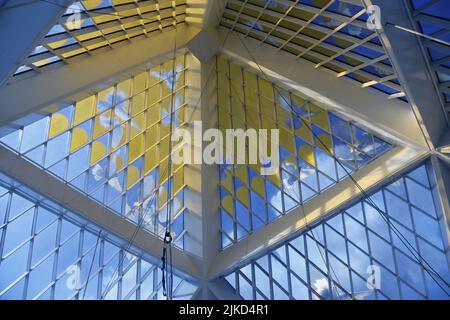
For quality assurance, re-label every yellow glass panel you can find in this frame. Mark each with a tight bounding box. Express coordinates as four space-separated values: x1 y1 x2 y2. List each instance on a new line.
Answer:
128 133 145 163
116 79 131 103
160 135 170 160
222 195 234 215
130 112 145 139
160 119 170 140
249 162 261 176
176 54 185 69
133 72 148 95
219 108 230 129
82 0 107 10
75 30 102 42
93 110 111 139
160 158 168 183
251 176 265 198
176 72 185 90
144 146 158 175
97 86 114 112
235 166 248 185
231 96 245 122
70 127 89 152
126 166 140 189
173 168 184 195
295 124 313 145
159 186 168 206
161 96 171 116
218 83 229 110
316 133 333 154
148 84 161 105
112 153 124 174
111 123 129 151
277 107 292 130
217 55 229 74
49 113 69 139
299 144 315 167
48 38 73 50
177 106 185 124
149 66 161 86
292 94 306 111
221 170 234 193
114 100 130 124
261 115 276 130
268 170 281 187
90 140 107 165
309 103 330 131
280 128 296 154
244 70 257 90
146 103 161 127
236 187 249 208
259 78 273 99
92 13 117 24
218 72 230 92
260 97 274 118
74 96 95 126
230 63 242 84
132 92 146 116
247 109 259 129
145 123 159 149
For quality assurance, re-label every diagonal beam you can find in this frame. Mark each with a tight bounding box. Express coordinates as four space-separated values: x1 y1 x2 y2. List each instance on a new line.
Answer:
362 0 449 150
0 0 72 87
213 27 429 149
0 145 202 279
0 24 200 129
208 145 427 278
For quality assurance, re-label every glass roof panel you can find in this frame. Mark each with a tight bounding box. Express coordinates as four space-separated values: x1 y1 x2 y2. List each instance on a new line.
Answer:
1 54 189 251
225 163 450 299
14 0 188 77
217 55 393 249
0 172 197 300
220 0 405 99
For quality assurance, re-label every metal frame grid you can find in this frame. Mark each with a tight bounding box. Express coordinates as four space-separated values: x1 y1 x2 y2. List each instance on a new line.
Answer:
0 172 198 300
407 0 450 117
217 55 393 249
1 53 190 250
14 0 188 77
220 0 406 99
225 161 450 300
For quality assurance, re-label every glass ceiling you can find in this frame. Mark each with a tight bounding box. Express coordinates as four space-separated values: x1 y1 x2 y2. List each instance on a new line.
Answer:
225 162 450 299
409 0 450 117
217 55 393 248
0 172 197 300
14 0 188 77
220 0 406 99
2 54 189 251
